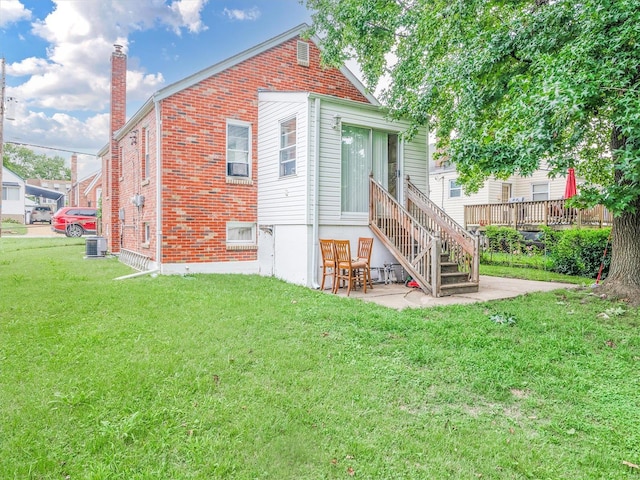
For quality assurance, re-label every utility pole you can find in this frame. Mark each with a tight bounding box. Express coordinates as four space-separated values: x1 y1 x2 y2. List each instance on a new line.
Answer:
0 58 5 237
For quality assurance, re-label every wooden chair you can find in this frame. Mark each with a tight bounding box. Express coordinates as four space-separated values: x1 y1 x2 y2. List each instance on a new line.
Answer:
319 239 337 291
333 239 368 296
356 237 374 290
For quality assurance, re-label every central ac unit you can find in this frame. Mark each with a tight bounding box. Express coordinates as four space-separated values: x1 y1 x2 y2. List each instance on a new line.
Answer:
227 162 249 177
86 236 107 258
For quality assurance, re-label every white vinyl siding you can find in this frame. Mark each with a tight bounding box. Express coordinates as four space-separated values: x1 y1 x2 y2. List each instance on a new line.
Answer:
257 93 309 225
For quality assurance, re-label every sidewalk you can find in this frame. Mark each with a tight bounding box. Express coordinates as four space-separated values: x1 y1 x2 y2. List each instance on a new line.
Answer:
330 275 577 309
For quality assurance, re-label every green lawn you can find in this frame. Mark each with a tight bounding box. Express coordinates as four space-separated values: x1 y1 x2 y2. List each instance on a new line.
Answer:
1 221 27 235
1 239 639 479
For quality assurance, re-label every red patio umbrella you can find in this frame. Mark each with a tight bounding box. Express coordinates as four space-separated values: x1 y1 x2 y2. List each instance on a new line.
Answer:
564 167 577 199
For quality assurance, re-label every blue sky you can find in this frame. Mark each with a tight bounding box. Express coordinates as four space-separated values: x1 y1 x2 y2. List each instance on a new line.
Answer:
0 0 313 177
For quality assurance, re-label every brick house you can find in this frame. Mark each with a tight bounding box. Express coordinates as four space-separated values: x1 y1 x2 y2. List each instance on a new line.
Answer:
99 24 377 273
69 153 102 208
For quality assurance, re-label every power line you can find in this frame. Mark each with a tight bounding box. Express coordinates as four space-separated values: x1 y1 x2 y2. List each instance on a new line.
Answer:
5 140 98 157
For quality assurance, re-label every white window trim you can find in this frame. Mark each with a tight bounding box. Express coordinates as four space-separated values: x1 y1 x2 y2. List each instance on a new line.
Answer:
226 221 257 249
226 119 252 179
531 182 549 201
279 116 297 178
449 179 462 198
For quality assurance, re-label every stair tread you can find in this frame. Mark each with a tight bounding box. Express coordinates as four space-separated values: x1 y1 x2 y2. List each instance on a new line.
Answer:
441 281 479 288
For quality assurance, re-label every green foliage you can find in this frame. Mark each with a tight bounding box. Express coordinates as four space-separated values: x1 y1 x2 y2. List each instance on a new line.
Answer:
306 0 640 214
1 239 638 478
551 228 612 278
3 143 71 180
484 226 526 254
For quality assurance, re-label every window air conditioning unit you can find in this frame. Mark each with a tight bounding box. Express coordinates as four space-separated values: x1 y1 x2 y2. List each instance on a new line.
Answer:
227 162 249 177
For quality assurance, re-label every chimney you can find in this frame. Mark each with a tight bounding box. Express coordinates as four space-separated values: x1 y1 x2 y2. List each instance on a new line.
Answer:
71 153 78 206
108 44 127 252
111 44 126 138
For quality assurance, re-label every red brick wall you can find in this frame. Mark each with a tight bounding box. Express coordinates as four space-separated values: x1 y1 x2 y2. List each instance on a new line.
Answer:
158 37 371 264
117 109 158 257
112 35 371 265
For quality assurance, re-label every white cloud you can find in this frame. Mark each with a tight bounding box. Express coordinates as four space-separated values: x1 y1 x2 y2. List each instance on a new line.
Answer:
223 7 261 21
0 0 31 27
3 0 209 176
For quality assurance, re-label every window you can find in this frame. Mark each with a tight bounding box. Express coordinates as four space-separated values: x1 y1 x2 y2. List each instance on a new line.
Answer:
340 125 392 213
341 125 371 213
449 180 462 198
226 122 250 177
143 223 150 244
142 127 150 179
279 117 296 177
226 222 256 245
532 183 549 201
2 185 20 201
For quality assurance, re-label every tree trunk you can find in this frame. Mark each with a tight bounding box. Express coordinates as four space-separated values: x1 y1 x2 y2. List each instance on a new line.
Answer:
597 127 640 303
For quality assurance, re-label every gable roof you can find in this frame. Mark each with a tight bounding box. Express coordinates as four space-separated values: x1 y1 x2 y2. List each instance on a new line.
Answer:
84 171 102 195
154 23 378 105
109 24 379 145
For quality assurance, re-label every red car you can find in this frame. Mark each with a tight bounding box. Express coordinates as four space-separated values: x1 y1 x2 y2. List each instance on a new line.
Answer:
51 207 98 237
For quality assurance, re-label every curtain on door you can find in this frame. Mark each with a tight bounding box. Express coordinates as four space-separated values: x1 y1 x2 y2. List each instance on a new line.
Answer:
341 126 389 213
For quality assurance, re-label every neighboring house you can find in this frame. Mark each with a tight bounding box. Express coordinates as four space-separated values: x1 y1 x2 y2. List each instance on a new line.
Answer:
70 171 101 208
68 153 101 208
100 24 387 276
428 151 575 228
1 166 26 222
257 91 429 287
26 178 70 211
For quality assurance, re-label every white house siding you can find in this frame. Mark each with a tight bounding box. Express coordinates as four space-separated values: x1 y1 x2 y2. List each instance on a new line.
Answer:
316 98 428 225
1 167 26 221
429 169 492 227
430 159 577 227
258 92 430 288
257 92 310 225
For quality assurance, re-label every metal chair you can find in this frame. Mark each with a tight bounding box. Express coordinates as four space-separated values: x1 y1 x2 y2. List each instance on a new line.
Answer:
333 239 368 296
319 239 337 291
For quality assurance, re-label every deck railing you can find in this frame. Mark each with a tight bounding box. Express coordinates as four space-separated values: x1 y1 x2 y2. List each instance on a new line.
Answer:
370 177 440 296
465 200 613 230
406 178 479 283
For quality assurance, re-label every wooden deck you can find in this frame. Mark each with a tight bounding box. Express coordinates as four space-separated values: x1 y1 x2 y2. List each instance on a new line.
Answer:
465 199 612 230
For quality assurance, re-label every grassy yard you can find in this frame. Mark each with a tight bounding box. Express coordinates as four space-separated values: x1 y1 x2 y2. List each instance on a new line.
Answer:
1 239 639 479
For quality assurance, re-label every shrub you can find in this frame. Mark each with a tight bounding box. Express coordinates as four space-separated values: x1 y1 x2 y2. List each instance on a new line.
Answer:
549 228 611 278
484 226 526 254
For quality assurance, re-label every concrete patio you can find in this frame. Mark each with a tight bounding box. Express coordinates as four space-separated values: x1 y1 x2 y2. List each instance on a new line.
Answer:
329 275 578 309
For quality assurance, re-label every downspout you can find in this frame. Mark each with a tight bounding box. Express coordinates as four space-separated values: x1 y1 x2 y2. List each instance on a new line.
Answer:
154 97 163 273
310 96 322 289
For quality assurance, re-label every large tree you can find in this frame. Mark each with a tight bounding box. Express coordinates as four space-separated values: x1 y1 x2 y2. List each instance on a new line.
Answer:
3 143 71 180
306 0 640 300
